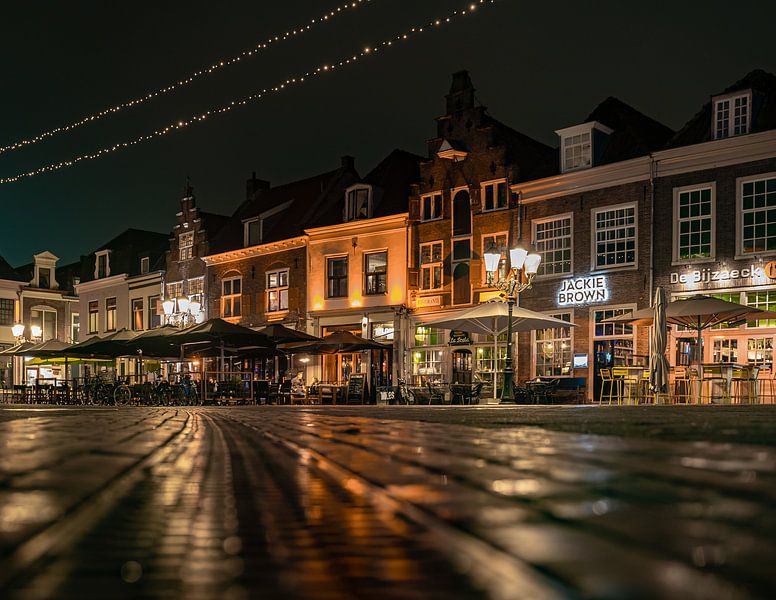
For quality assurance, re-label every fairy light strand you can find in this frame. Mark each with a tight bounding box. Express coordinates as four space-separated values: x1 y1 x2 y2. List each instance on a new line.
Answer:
0 1 497 185
0 0 373 156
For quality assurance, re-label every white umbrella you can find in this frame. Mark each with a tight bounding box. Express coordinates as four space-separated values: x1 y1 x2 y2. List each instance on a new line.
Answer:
649 287 670 401
424 302 576 400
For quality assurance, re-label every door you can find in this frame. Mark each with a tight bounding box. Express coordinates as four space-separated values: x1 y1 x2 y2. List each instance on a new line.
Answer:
451 349 472 384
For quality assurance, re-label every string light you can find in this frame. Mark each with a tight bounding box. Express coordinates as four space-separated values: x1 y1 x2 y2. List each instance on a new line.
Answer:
0 0 497 185
0 0 374 156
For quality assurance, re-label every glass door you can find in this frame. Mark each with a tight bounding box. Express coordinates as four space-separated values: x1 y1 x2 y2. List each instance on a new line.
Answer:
451 349 472 384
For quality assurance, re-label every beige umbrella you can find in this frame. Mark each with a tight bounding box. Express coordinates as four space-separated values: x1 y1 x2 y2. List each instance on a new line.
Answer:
649 287 670 400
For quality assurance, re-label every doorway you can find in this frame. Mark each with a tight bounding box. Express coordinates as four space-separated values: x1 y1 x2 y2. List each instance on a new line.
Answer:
451 349 472 384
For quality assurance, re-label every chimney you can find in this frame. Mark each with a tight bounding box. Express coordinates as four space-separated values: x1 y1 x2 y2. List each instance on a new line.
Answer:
340 155 355 170
246 171 270 199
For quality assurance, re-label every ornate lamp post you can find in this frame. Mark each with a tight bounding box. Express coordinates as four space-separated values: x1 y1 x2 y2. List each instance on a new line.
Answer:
483 242 541 402
162 296 203 328
11 324 25 341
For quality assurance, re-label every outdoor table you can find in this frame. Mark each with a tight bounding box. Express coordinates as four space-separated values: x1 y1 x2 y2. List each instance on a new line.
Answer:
318 383 345 404
700 363 754 403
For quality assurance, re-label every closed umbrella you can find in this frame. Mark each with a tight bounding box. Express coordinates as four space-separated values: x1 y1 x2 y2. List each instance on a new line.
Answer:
649 287 670 402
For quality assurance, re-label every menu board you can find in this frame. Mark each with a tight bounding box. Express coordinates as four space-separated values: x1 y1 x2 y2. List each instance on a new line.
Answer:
346 374 366 404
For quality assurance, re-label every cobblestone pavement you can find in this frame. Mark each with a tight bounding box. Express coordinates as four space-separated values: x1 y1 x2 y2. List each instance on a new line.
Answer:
1 406 775 599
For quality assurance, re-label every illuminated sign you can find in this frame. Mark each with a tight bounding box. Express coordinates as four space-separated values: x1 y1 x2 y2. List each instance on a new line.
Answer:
557 276 608 306
669 264 764 285
416 295 441 308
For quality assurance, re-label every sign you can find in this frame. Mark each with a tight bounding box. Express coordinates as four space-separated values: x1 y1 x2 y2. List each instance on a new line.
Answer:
417 295 441 308
346 373 366 404
765 261 776 279
449 330 473 346
669 264 764 285
377 386 403 405
573 353 588 369
557 276 608 306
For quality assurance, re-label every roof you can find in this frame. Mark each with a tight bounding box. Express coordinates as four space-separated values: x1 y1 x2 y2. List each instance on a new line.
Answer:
0 254 22 282
667 69 776 148
481 114 558 182
80 228 170 282
197 211 231 238
584 96 674 163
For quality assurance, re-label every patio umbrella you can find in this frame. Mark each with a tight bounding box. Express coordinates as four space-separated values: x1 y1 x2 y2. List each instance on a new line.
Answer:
0 341 37 355
424 302 577 401
170 318 274 349
259 323 321 344
282 330 389 354
649 287 670 401
24 339 73 358
121 325 182 358
67 329 138 358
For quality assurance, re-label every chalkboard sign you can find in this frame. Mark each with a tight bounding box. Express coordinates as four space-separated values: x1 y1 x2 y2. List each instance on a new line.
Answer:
346 373 366 404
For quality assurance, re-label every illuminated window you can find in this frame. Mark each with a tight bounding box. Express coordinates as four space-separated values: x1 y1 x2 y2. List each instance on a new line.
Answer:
714 92 750 139
421 193 443 221
364 252 387 295
563 132 591 171
411 349 443 385
166 281 183 300
148 296 161 329
222 276 242 318
71 313 80 343
327 257 348 298
179 232 194 261
88 301 98 334
482 181 508 212
105 297 117 332
534 215 572 276
30 308 57 341
187 276 204 306
712 338 738 363
740 175 776 254
131 298 144 331
420 241 443 291
534 313 572 377
414 326 443 346
747 291 776 327
266 269 289 313
593 204 637 268
747 337 773 367
675 186 714 260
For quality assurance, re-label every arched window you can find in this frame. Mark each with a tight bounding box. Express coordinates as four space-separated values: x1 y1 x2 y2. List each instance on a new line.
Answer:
453 263 471 305
452 190 471 237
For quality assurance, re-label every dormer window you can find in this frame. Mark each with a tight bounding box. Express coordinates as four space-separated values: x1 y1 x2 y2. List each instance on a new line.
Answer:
38 268 51 289
344 185 371 221
140 256 150 274
95 250 110 279
556 122 613 173
713 91 751 139
244 218 261 247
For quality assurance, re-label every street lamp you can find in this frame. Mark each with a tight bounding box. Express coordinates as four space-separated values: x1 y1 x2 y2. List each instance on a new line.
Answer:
484 241 541 402
11 324 25 339
30 325 42 341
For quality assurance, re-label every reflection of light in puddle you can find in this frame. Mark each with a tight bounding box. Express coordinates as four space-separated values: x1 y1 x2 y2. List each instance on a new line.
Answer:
0 491 61 532
491 479 541 496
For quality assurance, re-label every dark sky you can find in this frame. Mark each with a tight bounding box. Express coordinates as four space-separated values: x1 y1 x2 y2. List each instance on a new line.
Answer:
2 0 775 266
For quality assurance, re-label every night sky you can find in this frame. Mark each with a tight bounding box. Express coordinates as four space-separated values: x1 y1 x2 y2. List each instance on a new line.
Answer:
2 0 775 267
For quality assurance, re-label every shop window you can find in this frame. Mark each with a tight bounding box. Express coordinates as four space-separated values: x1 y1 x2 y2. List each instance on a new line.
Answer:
594 308 634 338
222 276 242 318
747 290 776 327
675 186 714 261
452 190 471 237
364 252 387 295
713 92 750 139
482 233 507 282
412 349 443 385
131 298 144 331
105 297 117 332
710 292 742 329
326 257 348 298
266 269 289 313
88 301 98 334
482 181 507 212
420 242 443 291
421 193 443 221
712 338 738 363
414 326 443 347
740 175 776 254
534 215 572 276
452 263 471 305
179 232 194 261
593 204 637 268
534 313 572 377
747 337 773 367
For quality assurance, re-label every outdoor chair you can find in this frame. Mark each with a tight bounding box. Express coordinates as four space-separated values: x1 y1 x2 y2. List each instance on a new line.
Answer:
732 366 759 404
598 368 616 404
470 382 483 405
409 387 432 404
611 367 640 404
700 365 728 404
426 381 446 404
672 368 693 404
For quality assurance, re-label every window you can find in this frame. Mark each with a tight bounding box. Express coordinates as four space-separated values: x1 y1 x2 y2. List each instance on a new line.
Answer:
482 233 508 282
345 187 370 221
105 297 117 332
96 252 109 279
88 301 98 334
140 256 150 274
148 296 161 329
709 292 742 330
453 240 471 262
740 175 776 254
179 232 194 261
131 298 144 331
747 338 773 367
364 252 387 295
452 190 471 236
411 349 443 384
38 268 51 289
675 185 714 261
420 242 443 291
166 281 183 300
30 308 57 341
421 193 443 221
453 263 471 305
222 276 242 317
266 269 289 312
563 131 591 171
594 308 634 338
712 338 738 363
714 93 750 139
593 307 635 367
414 326 443 346
593 204 637 268
188 276 204 305
0 299 13 326
534 215 572 276
71 313 79 343
327 257 348 298
534 313 572 377
244 218 261 247
482 181 508 212
747 291 776 327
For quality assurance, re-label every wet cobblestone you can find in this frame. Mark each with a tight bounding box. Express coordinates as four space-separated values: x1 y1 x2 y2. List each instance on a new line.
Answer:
1 405 775 599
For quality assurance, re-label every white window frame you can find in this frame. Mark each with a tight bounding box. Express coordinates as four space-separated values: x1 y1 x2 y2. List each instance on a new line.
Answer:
364 250 388 296
713 91 751 140
672 182 716 264
533 213 573 279
736 172 776 259
591 202 638 271
221 275 242 318
243 218 261 247
419 241 444 292
88 301 99 334
532 311 574 378
266 268 289 313
105 297 117 332
178 231 194 261
70 312 80 343
95 250 110 279
344 185 372 221
131 298 144 332
481 232 508 284
420 192 443 222
481 179 508 212
30 306 57 341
